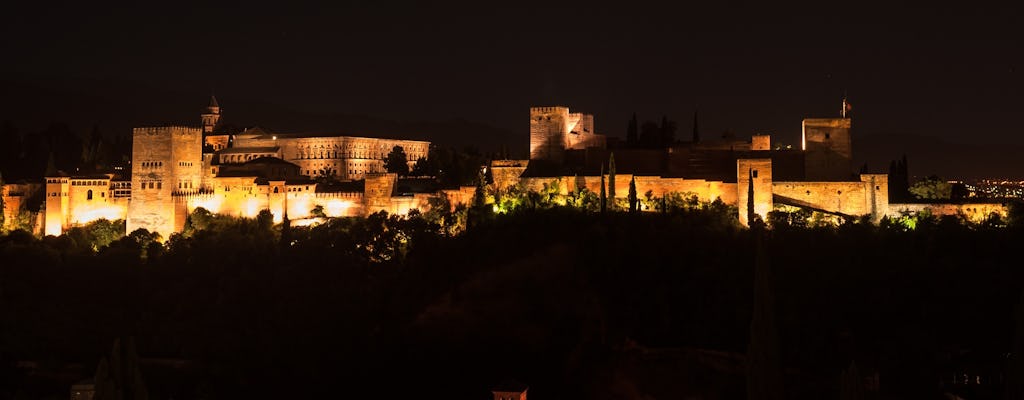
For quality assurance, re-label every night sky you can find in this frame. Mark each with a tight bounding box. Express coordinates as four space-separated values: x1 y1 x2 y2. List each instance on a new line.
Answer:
1 2 1020 177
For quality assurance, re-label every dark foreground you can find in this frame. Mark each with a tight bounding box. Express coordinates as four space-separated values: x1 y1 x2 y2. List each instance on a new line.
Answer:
2 208 1023 399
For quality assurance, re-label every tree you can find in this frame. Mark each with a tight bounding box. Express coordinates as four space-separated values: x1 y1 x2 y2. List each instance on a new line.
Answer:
608 153 616 210
659 115 676 146
746 226 783 400
626 113 638 147
599 164 607 213
639 121 660 148
93 337 148 400
628 176 638 213
747 169 756 225
909 175 952 200
311 204 327 219
385 145 410 176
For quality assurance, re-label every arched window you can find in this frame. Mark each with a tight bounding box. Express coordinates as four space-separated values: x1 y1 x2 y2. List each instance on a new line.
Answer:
87 190 93 200
273 187 279 193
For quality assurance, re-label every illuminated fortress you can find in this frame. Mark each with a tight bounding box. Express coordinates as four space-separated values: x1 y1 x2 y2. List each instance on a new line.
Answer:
38 98 434 238
2 98 1008 239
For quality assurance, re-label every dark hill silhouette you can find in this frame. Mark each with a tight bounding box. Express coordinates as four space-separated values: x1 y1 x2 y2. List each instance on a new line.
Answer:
0 78 524 156
853 133 1024 180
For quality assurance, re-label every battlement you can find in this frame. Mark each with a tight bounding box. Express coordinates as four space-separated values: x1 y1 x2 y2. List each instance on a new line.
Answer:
530 106 570 114
802 118 851 128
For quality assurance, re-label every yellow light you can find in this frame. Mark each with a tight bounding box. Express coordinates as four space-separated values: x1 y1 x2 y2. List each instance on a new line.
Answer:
324 199 352 217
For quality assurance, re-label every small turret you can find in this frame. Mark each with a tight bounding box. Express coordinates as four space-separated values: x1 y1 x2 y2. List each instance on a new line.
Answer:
201 95 221 134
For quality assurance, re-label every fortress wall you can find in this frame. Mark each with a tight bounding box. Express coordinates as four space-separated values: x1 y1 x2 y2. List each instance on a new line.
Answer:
66 180 128 225
521 175 740 206
737 159 773 226
442 187 477 208
773 181 872 216
490 160 529 190
888 202 1008 223
365 173 398 214
2 183 42 230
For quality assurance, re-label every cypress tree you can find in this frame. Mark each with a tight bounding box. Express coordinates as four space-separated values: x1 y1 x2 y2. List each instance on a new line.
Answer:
608 153 616 210
0 171 4 230
746 225 782 400
747 169 756 225
599 164 607 213
628 176 638 213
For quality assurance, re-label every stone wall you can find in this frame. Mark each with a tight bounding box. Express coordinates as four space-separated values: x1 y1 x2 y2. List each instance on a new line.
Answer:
737 159 773 226
66 177 128 226
127 126 202 239
518 175 738 205
888 202 1008 223
490 160 529 190
1 183 42 231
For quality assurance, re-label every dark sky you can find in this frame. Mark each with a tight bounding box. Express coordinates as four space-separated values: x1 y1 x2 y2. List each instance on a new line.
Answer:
1 2 1021 177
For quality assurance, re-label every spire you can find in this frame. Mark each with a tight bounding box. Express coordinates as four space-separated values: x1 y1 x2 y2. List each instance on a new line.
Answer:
209 95 219 109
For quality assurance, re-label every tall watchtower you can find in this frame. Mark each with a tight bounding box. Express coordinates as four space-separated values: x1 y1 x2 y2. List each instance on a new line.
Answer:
126 126 203 238
201 96 221 134
44 176 70 236
802 117 852 181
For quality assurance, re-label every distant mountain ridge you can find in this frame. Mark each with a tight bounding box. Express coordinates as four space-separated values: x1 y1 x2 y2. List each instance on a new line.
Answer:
0 78 525 156
854 133 1024 180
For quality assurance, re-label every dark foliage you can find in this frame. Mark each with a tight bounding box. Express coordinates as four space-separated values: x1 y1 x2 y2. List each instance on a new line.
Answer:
2 209 1024 398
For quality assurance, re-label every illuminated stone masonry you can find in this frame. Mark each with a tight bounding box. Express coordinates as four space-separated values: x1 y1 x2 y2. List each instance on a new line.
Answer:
3 98 1009 237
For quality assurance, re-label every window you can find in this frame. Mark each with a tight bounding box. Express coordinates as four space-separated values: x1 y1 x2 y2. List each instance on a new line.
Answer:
825 133 831 139
752 170 758 178
87 190 93 200
157 182 162 189
876 185 880 190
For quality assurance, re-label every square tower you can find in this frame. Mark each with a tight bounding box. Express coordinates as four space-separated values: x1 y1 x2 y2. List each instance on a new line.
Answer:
44 176 70 236
127 126 203 238
529 106 605 163
802 118 852 181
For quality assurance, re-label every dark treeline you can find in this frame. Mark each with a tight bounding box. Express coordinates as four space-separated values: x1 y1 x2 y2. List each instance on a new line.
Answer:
0 121 131 180
624 113 679 149
3 207 1024 398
